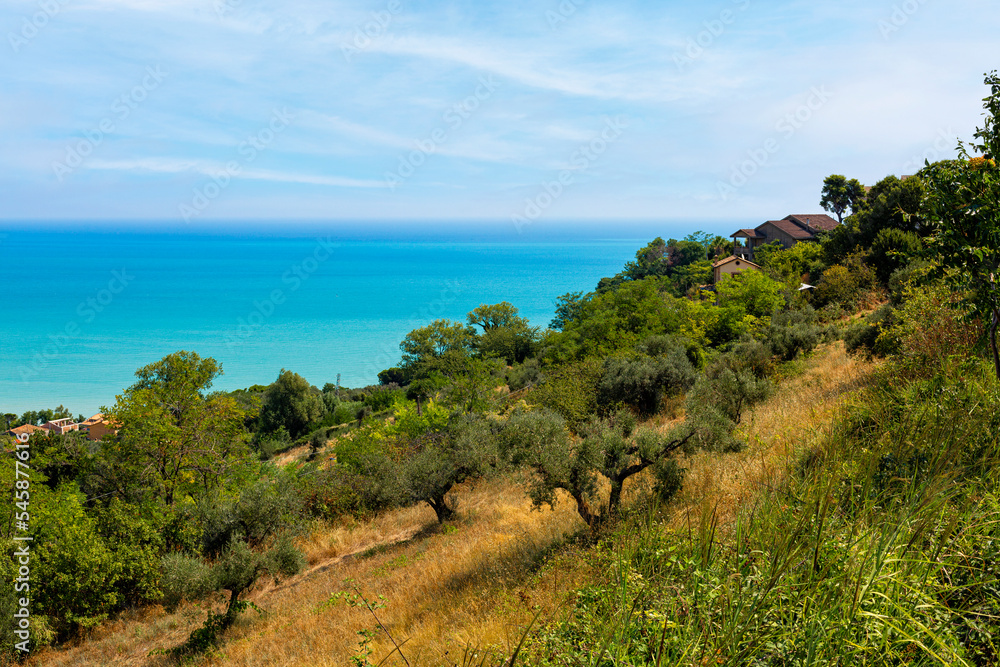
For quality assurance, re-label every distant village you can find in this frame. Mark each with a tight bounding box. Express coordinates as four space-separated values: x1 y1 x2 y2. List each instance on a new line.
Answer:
5 413 114 442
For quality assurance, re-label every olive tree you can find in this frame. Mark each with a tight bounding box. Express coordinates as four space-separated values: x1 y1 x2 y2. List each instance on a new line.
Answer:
357 417 503 523
512 409 694 529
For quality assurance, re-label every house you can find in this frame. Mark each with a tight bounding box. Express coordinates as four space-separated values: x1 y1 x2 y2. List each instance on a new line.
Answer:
42 417 79 435
79 413 116 441
712 255 761 284
4 424 46 440
731 214 839 259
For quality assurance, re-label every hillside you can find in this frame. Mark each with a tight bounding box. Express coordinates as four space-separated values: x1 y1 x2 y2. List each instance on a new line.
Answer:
30 342 872 666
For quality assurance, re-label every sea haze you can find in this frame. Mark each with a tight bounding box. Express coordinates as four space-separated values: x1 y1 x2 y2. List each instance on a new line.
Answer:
0 222 729 417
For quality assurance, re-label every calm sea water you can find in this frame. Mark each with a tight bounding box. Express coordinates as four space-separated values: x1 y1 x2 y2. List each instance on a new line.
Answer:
0 225 698 417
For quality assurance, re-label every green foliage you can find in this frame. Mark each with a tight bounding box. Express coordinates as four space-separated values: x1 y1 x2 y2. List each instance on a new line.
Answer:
507 358 541 391
869 227 923 284
813 252 879 309
516 409 693 529
333 400 365 425
160 552 213 611
259 369 324 438
378 367 407 386
31 485 122 636
196 480 303 558
363 386 400 412
844 304 898 360
467 302 539 364
92 499 165 608
921 72 1000 379
755 241 826 287
543 279 713 362
715 268 784 320
686 352 772 452
400 319 477 378
820 173 866 224
352 410 509 523
765 307 832 361
527 359 603 430
104 351 252 506
596 348 696 416
550 291 587 330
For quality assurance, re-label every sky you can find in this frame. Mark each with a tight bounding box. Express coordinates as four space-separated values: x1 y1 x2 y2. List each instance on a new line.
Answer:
0 0 996 227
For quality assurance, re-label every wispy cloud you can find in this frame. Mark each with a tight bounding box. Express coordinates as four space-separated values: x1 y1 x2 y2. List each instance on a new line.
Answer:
0 0 996 222
88 158 385 188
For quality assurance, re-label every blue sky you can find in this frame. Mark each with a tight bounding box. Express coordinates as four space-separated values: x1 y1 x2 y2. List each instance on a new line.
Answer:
0 0 995 226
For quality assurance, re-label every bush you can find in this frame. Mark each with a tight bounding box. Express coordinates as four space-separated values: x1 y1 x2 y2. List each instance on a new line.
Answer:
813 252 880 310
686 354 773 452
844 304 897 359
31 485 122 636
197 481 303 558
267 533 306 578
333 401 365 426
528 359 603 430
364 386 399 412
161 553 213 611
255 426 292 460
597 350 696 416
765 307 832 361
93 500 166 608
508 358 542 391
869 227 922 284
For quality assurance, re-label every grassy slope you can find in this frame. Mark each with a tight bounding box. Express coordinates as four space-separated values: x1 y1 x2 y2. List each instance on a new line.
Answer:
31 342 872 666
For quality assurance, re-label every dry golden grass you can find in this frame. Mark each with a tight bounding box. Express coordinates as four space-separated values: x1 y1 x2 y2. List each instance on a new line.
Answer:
668 341 873 531
31 478 589 667
30 342 873 667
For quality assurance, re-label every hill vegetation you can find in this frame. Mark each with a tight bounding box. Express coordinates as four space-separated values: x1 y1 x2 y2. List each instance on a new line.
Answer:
2 71 999 665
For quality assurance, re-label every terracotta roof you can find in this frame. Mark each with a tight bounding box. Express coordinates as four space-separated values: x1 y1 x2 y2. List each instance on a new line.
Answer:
712 255 761 269
761 219 817 240
6 424 45 436
785 214 839 232
80 413 105 426
731 228 765 239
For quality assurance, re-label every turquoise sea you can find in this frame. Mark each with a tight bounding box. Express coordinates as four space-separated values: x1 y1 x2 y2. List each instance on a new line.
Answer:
0 223 725 417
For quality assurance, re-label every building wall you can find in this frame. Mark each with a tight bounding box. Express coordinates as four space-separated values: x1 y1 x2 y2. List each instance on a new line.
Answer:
714 259 757 284
85 422 114 441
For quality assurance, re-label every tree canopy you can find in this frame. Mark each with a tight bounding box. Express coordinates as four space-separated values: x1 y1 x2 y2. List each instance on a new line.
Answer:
921 71 1000 379
820 174 867 224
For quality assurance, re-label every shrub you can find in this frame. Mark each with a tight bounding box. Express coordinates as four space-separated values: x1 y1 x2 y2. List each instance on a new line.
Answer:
363 386 399 412
333 401 364 425
31 485 122 636
813 252 880 310
161 553 213 611
508 358 542 391
765 307 832 361
267 533 306 578
528 359 603 430
685 355 773 452
844 304 897 359
93 500 166 608
597 350 696 416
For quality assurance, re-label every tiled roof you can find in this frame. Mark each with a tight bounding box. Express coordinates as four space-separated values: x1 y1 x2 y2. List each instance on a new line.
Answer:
80 413 105 426
785 214 839 232
7 424 45 436
761 220 817 240
732 228 765 239
712 255 761 269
